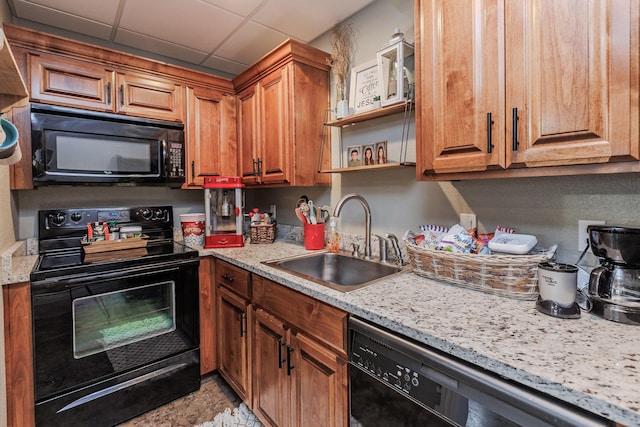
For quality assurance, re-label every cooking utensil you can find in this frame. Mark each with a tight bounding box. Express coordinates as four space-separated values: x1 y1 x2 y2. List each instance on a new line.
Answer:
307 201 318 224
295 207 306 224
318 206 331 223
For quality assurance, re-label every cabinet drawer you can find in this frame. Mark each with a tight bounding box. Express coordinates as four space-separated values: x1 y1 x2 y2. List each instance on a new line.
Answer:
215 259 251 299
252 275 347 356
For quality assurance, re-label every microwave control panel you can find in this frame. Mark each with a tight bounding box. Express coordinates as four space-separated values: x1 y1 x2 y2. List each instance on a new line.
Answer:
168 141 185 178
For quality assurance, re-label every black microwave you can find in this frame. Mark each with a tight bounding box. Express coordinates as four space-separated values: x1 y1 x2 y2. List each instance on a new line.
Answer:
31 103 185 187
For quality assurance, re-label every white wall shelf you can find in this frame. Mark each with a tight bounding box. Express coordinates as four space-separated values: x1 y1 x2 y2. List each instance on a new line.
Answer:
319 98 415 173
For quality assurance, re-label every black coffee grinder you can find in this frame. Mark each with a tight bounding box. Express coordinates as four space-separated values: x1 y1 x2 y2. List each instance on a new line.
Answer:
587 225 640 325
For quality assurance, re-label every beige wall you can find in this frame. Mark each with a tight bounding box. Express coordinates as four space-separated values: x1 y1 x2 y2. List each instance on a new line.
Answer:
0 0 15 253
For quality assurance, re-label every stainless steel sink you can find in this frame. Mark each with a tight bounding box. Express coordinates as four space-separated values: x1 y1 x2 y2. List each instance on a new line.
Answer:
263 252 405 292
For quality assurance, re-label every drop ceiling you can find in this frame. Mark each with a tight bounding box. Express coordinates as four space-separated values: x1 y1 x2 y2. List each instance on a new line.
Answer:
6 0 375 77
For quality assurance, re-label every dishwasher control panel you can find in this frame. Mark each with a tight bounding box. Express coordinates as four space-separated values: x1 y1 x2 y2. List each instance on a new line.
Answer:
349 328 443 409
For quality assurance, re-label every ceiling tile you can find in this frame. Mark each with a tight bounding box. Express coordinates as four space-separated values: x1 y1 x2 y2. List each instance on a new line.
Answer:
15 0 120 24
11 0 113 39
114 29 209 65
252 0 374 42
200 0 266 18
215 20 288 65
119 0 244 52
201 55 248 76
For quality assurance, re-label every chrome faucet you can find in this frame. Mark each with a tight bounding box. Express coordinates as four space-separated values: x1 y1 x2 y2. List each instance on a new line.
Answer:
333 193 373 260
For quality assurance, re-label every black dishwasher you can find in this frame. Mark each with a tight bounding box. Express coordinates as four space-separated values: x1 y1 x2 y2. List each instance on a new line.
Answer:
348 317 613 427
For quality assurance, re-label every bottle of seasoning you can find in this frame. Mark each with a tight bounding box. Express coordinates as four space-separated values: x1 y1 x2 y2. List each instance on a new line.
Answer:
325 217 339 253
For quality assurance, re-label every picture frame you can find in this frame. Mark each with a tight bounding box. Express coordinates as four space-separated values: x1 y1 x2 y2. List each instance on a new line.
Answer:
346 145 362 167
375 141 387 164
349 60 381 113
362 144 375 166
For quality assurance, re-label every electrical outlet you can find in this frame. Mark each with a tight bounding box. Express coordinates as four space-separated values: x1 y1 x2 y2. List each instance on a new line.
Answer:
578 220 605 250
460 213 477 230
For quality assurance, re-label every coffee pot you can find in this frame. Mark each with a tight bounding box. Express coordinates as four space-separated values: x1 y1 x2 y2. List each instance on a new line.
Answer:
586 225 640 325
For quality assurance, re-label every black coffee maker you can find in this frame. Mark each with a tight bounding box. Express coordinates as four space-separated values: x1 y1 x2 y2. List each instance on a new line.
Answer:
587 225 640 325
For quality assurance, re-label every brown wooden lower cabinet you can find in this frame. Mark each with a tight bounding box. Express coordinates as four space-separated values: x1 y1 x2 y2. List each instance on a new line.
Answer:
251 275 348 427
217 285 252 401
289 327 348 427
215 259 252 402
3 281 35 427
214 261 349 427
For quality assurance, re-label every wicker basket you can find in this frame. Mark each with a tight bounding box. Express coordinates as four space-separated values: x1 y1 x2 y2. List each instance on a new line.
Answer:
405 241 556 300
250 223 276 244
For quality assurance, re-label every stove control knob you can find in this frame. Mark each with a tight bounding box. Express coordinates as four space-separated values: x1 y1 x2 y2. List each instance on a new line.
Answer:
154 209 167 220
139 208 152 220
51 212 66 226
70 212 83 222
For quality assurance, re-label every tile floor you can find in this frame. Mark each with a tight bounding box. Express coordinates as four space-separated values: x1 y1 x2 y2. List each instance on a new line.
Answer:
118 373 241 427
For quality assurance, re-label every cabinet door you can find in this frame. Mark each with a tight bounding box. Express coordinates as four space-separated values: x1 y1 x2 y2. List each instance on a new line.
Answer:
290 331 348 427
253 308 291 427
4 282 35 427
185 86 237 187
217 285 251 401
29 52 115 111
199 257 216 375
257 66 290 184
237 85 259 184
506 0 639 167
416 0 504 174
116 72 184 121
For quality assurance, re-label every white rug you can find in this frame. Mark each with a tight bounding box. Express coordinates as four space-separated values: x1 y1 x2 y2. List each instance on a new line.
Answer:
195 403 263 427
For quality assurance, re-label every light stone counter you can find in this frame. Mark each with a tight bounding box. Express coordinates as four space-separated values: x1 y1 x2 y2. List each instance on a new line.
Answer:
200 240 640 427
1 239 38 285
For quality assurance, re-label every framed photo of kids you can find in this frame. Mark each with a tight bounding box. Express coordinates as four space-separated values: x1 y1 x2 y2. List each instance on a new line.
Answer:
375 141 387 164
347 145 362 167
362 145 375 166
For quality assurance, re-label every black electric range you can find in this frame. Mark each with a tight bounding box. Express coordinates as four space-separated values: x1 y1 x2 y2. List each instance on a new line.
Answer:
31 205 199 282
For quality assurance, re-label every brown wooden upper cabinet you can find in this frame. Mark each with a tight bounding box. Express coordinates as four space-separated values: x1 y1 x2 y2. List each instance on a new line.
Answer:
233 39 332 187
415 0 640 179
4 24 236 190
185 86 238 187
29 52 184 122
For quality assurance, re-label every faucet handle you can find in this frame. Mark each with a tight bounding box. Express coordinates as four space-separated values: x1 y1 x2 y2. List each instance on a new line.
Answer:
375 234 389 263
385 233 404 266
351 243 362 258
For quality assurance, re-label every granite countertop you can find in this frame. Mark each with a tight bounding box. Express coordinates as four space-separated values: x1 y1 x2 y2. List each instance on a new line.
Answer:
201 241 640 427
1 240 38 285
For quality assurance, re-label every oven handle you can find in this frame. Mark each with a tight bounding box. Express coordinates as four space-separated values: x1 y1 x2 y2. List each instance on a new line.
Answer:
56 362 188 413
66 266 181 285
33 259 198 288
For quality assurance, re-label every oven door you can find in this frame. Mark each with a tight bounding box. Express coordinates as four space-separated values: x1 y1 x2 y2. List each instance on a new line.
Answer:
31 259 199 403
